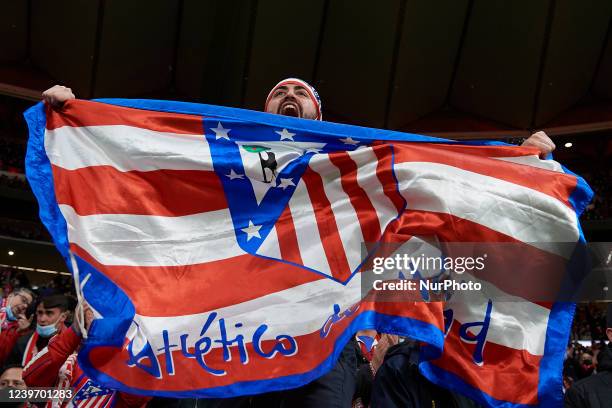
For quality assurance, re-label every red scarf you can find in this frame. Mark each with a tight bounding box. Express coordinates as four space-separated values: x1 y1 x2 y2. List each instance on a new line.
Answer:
0 297 9 330
22 330 40 367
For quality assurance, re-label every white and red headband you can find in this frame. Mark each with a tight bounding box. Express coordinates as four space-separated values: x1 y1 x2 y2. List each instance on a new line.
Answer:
264 78 323 120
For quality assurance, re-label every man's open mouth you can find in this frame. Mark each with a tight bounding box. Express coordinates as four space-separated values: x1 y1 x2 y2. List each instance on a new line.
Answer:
279 101 301 117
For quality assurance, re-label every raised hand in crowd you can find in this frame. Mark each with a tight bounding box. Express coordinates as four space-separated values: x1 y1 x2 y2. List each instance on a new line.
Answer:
521 130 556 157
71 301 94 337
370 334 400 374
41 85 75 109
16 313 32 333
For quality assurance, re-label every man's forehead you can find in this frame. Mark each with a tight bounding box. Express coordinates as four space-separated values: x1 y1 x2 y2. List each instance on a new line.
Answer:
274 84 308 92
14 290 32 301
1 367 22 378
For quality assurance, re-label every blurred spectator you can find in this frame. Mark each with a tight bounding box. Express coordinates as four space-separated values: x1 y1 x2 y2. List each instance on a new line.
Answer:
5 295 69 368
0 363 26 408
0 287 34 332
0 363 26 389
580 168 611 221
0 290 34 370
565 303 612 407
571 303 608 342
23 301 150 407
578 352 595 379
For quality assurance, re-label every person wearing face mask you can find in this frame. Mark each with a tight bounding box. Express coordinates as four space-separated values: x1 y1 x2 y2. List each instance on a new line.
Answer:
23 301 151 408
0 289 35 367
5 295 69 369
0 288 34 332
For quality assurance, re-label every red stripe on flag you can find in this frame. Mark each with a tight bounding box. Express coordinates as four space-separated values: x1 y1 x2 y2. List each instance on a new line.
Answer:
275 205 304 265
389 141 543 158
52 165 226 216
46 100 203 134
328 152 381 242
393 143 575 207
429 319 542 405
392 208 527 243
371 145 404 214
71 244 323 316
302 167 352 282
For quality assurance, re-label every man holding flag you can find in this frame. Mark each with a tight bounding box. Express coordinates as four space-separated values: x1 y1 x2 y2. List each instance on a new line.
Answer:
27 78 585 408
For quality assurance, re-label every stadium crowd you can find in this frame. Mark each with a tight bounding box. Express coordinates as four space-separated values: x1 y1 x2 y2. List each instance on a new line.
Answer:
0 266 609 407
582 169 612 221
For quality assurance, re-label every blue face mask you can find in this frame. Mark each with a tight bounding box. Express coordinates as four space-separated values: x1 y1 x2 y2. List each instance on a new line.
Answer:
5 304 16 322
36 323 58 338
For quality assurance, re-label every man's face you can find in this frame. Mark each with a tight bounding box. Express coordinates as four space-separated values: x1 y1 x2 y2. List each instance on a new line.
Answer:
8 291 32 316
580 353 593 366
0 367 25 389
607 327 612 343
266 84 318 120
36 303 66 327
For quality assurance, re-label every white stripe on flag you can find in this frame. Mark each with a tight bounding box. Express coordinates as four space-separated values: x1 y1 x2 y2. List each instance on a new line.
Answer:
448 272 550 356
350 147 400 232
494 155 564 172
81 396 98 408
45 125 213 171
256 225 282 259
288 181 332 275
308 154 365 271
59 204 245 266
89 397 105 408
394 162 579 254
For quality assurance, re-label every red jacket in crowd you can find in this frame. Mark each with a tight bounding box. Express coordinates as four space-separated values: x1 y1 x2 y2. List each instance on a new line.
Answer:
0 320 22 364
24 325 150 408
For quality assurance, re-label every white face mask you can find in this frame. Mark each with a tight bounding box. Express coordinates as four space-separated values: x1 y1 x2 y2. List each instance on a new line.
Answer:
5 299 17 321
36 313 65 338
36 322 58 337
6 293 30 321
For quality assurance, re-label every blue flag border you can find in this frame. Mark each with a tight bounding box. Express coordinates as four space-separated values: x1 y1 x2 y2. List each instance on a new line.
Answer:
23 98 593 404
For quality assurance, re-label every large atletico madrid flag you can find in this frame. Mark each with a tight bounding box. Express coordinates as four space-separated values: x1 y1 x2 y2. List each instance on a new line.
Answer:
25 98 591 406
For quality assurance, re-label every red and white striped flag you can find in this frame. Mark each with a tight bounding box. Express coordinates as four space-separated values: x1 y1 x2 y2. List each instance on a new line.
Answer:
25 98 591 406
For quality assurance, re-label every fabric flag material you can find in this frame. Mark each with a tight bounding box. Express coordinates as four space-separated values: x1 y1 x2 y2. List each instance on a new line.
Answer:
25 99 592 407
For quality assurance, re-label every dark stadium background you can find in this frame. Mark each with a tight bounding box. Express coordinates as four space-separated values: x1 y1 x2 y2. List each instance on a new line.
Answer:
0 1 610 338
